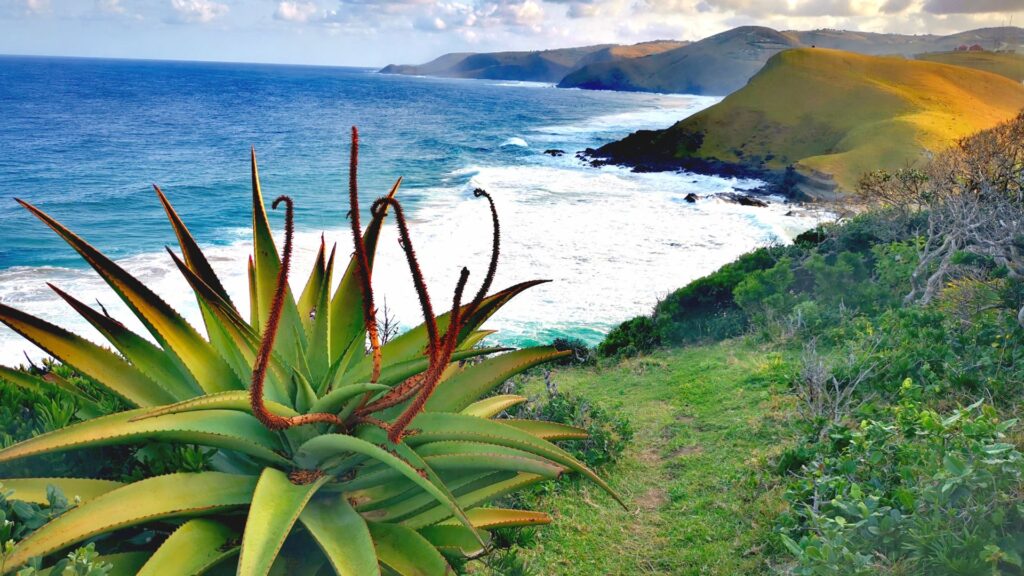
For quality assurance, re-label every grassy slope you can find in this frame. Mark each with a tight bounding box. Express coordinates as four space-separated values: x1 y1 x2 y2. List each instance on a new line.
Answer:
614 48 1024 192
917 50 1024 82
505 341 799 575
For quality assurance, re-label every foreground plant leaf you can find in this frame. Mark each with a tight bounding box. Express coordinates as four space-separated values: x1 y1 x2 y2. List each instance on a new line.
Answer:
0 130 619 574
238 468 329 576
136 519 238 576
4 473 256 571
300 495 381 576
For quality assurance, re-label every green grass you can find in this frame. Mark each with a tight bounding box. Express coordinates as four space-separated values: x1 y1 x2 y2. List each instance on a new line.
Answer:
493 340 801 575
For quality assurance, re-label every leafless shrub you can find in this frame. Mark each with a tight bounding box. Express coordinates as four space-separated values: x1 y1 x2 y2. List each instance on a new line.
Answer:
857 112 1024 326
377 296 400 345
797 341 875 440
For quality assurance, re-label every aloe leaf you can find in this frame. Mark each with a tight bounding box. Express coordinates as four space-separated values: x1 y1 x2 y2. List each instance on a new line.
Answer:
305 243 335 386
0 409 289 467
426 347 569 413
155 187 235 308
460 395 528 418
0 365 103 419
349 281 548 378
308 383 389 415
440 508 551 529
337 347 507 391
248 151 306 365
17 199 243 395
418 444 564 478
158 189 244 377
137 519 238 576
0 302 176 407
401 473 546 530
297 237 327 336
356 426 483 547
2 472 257 574
358 470 511 523
501 419 589 440
293 433 472 532
0 478 122 504
237 468 328 576
132 390 298 421
167 253 293 405
417 525 490 558
406 413 624 507
328 179 397 362
456 330 496 352
49 284 198 401
248 255 259 329
368 521 452 576
300 495 381 576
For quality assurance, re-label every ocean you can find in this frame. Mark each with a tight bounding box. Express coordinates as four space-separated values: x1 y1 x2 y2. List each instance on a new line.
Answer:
0 55 823 365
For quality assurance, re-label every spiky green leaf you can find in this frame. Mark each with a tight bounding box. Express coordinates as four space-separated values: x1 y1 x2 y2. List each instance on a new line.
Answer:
137 519 238 576
300 494 381 576
237 468 328 576
2 472 256 574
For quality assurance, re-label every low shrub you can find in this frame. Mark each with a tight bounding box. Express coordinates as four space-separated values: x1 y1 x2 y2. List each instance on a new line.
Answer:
779 381 1024 575
506 389 633 470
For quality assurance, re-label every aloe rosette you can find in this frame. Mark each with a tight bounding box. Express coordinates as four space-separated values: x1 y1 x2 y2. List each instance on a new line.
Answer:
0 128 621 575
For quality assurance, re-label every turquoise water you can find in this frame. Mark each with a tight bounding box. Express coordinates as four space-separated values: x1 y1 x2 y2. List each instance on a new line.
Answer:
0 56 823 363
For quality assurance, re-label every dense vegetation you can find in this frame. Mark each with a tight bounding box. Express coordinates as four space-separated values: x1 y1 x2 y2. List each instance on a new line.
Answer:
594 113 1024 574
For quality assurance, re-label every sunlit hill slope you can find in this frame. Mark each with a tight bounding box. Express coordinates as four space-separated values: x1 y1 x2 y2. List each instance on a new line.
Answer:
596 48 1024 196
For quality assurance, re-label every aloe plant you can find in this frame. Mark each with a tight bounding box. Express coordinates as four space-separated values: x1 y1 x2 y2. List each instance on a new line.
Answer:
0 128 622 575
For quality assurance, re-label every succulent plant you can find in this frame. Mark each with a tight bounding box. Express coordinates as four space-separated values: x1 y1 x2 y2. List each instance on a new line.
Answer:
0 128 621 575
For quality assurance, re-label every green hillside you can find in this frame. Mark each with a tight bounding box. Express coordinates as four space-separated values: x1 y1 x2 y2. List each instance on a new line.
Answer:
917 50 1024 82
597 48 1024 195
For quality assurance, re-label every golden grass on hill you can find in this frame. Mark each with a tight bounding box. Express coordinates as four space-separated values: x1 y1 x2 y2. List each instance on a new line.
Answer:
602 40 688 60
665 48 1024 192
916 50 1024 82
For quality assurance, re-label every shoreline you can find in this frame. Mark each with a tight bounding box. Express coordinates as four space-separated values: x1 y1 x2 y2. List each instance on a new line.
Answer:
578 137 841 203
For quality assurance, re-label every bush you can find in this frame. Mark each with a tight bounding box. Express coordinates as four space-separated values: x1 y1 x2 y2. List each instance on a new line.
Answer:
779 382 1024 575
551 337 595 367
598 315 659 358
734 256 797 325
506 390 633 470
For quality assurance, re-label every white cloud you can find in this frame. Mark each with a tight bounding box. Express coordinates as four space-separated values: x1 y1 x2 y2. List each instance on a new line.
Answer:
924 0 1024 14
275 1 320 22
25 0 50 14
96 0 126 14
170 0 228 23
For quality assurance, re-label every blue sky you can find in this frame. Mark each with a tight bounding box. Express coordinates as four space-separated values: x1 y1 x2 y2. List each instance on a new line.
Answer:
2 0 1023 67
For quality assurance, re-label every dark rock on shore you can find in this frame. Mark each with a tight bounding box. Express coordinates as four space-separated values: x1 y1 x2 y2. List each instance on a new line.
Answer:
544 149 565 157
684 193 699 203
720 193 769 207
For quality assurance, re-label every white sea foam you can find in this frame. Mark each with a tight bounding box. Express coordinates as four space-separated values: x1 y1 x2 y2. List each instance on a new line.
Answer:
534 94 719 139
499 137 529 148
0 95 829 366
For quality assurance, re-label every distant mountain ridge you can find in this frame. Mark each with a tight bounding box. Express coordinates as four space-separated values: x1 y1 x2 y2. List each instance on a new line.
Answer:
381 26 1024 95
561 26 1024 95
379 41 686 83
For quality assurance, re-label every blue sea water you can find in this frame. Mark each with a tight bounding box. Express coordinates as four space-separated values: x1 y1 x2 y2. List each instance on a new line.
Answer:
0 55 824 364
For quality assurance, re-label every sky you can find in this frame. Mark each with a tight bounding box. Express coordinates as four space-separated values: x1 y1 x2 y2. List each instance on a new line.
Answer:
1 0 1023 67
